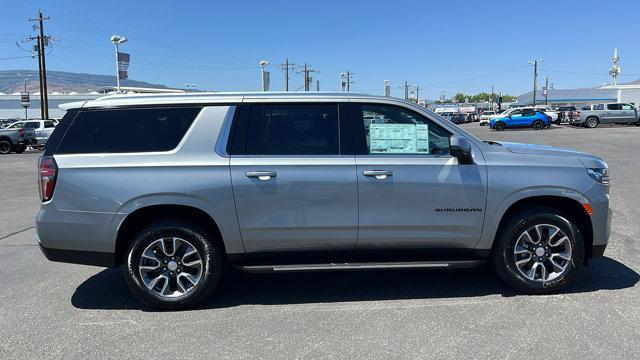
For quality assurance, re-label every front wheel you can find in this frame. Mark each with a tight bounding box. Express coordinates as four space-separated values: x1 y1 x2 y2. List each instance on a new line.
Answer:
493 122 506 131
124 219 223 309
492 207 584 294
532 120 544 130
14 145 27 154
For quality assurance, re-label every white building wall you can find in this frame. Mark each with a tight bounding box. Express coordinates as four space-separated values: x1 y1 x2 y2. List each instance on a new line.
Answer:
619 88 640 106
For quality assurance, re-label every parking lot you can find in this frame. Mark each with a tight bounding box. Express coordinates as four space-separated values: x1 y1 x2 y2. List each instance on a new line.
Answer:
1 123 639 359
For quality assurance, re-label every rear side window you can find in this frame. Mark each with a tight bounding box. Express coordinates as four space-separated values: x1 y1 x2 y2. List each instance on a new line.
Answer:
56 107 201 154
245 104 339 155
606 104 620 110
44 121 55 128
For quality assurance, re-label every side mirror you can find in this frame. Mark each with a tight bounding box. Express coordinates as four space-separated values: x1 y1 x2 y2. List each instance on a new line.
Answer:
450 135 474 165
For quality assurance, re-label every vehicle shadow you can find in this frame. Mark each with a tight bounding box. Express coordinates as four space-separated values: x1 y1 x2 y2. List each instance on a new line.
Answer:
71 257 639 311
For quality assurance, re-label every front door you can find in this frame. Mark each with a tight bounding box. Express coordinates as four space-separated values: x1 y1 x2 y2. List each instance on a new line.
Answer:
351 103 487 252
230 103 358 254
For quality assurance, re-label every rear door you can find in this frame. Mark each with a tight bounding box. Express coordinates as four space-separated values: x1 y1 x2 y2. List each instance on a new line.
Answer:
352 102 486 253
229 103 358 255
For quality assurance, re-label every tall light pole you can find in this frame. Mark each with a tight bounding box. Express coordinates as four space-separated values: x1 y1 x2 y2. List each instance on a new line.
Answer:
384 80 390 96
111 34 128 93
529 58 543 105
259 60 269 92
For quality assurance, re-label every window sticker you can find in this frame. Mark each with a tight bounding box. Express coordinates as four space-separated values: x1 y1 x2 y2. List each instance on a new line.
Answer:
369 123 429 154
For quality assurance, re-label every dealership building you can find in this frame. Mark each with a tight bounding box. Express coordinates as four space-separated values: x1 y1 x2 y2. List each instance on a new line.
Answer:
516 84 640 107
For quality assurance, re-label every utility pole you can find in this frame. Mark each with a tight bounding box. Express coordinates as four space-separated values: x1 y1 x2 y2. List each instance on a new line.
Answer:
340 72 353 92
490 85 494 110
529 59 543 105
384 80 390 96
29 11 50 119
544 77 550 105
298 63 316 91
413 85 422 100
316 80 320 92
278 58 296 91
403 81 410 100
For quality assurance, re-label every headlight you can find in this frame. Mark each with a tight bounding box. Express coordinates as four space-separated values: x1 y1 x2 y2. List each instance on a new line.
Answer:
587 168 610 184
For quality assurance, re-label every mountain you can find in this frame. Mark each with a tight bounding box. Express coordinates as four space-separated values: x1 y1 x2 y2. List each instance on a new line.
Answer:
621 78 640 85
0 70 173 94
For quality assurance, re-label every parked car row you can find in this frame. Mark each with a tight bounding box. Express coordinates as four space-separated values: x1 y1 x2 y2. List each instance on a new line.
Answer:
570 103 639 128
0 125 37 154
0 119 57 154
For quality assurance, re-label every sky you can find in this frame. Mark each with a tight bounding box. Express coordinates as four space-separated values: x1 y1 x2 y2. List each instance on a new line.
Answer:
1 0 639 99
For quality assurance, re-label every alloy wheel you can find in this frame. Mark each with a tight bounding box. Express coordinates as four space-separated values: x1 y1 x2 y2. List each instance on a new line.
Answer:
138 237 204 298
513 224 572 282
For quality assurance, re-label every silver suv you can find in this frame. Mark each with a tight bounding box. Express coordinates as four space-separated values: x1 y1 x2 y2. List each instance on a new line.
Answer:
36 93 611 309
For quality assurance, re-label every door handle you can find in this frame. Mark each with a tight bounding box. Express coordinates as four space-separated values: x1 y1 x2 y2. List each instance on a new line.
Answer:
363 170 393 180
246 171 277 180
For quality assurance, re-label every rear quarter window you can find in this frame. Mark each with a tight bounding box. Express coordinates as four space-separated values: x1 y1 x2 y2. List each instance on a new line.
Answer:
56 107 202 154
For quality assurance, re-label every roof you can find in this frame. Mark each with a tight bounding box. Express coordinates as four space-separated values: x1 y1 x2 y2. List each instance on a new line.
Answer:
517 88 618 104
59 91 388 110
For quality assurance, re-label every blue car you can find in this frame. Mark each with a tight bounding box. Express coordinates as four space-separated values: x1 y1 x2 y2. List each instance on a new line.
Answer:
490 109 551 131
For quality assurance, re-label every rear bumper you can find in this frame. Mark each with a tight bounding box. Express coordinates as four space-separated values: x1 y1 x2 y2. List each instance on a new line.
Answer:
17 138 37 146
37 234 116 267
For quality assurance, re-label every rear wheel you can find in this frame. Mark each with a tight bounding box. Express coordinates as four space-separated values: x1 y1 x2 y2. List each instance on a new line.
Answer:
0 139 12 154
492 207 584 294
532 120 544 130
585 117 599 128
494 122 506 131
124 219 223 309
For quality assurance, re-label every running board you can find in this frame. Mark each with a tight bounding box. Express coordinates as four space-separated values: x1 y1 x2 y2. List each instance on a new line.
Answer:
236 260 484 273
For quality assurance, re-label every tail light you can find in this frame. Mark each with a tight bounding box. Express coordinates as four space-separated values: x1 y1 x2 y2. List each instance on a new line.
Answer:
18 128 24 138
38 156 58 202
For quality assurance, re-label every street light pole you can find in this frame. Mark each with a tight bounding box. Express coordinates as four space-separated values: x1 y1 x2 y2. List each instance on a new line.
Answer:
259 60 269 92
110 35 128 93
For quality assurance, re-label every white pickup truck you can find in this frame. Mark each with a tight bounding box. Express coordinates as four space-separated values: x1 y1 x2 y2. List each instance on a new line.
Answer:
4 119 57 148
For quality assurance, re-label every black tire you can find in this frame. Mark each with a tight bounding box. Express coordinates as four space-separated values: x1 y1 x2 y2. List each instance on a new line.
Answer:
532 120 544 130
493 122 506 131
14 145 27 154
123 219 223 310
585 117 599 128
492 207 585 294
0 139 12 154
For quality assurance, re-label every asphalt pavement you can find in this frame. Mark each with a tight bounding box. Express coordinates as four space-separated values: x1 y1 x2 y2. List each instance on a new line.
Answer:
1 123 638 359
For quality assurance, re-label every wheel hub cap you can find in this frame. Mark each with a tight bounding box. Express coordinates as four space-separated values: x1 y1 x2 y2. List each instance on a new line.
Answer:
138 237 203 298
167 261 178 271
513 224 572 282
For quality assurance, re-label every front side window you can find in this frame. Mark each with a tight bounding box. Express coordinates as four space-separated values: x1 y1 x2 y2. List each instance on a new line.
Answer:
44 121 55 128
607 104 621 110
621 104 634 110
9 122 23 129
25 122 40 129
359 104 450 155
245 104 339 155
